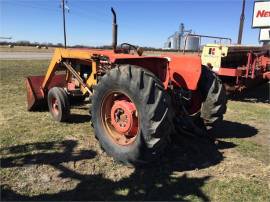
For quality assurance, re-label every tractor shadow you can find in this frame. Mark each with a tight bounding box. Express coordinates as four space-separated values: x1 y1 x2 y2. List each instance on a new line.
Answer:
210 120 258 139
228 82 269 103
0 139 212 201
67 114 91 124
1 121 257 201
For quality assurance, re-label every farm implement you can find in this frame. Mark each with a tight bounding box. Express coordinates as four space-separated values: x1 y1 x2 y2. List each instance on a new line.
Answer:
201 44 270 92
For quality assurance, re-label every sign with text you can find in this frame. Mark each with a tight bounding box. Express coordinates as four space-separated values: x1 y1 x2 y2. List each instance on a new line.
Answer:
259 28 270 41
252 1 270 28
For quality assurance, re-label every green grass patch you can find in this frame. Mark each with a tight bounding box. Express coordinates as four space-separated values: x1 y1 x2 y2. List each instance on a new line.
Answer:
226 138 270 164
0 60 93 148
222 100 270 164
225 101 270 123
203 178 270 202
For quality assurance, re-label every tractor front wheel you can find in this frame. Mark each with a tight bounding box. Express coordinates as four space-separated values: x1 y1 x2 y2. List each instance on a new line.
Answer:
47 87 70 122
91 65 173 165
198 66 227 129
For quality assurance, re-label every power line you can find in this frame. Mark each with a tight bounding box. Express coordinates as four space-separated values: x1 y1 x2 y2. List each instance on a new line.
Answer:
0 36 12 40
3 1 60 14
69 10 110 24
2 1 135 45
4 1 110 24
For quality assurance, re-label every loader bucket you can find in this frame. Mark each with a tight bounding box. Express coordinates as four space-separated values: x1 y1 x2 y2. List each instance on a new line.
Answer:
26 74 67 111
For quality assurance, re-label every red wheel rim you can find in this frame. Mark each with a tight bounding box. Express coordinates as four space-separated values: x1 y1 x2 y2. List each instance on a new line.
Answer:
51 98 59 116
100 92 139 146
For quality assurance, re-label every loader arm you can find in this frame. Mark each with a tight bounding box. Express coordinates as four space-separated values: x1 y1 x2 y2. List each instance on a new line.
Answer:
42 48 97 91
26 48 98 111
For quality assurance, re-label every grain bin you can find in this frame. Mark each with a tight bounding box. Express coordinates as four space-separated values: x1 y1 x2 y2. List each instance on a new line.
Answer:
181 35 200 51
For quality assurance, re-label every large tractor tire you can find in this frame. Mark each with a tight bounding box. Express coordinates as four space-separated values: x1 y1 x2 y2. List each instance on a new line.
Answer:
198 66 227 129
91 65 173 165
47 87 70 122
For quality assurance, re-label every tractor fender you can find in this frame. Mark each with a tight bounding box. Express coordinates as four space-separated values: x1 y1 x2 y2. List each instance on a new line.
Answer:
163 54 202 90
113 55 201 91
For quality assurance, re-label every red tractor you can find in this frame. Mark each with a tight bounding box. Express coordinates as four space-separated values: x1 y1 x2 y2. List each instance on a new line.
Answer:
26 8 227 165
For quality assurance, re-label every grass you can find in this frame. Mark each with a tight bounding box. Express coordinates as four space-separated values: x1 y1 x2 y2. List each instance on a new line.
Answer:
0 60 270 201
222 101 270 164
227 138 269 164
203 178 270 202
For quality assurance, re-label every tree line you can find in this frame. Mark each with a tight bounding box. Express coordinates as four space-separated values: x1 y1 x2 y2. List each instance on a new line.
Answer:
0 40 184 52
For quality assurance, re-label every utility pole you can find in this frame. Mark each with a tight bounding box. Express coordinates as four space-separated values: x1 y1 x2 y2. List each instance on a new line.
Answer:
237 0 245 44
61 0 67 48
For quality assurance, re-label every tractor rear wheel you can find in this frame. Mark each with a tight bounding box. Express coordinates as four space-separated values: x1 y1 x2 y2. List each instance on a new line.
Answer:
48 87 70 122
198 66 227 129
91 65 173 165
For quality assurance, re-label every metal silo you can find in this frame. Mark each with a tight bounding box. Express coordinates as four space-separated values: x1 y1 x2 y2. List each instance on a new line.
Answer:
171 32 179 49
164 33 179 50
163 23 193 50
180 35 200 51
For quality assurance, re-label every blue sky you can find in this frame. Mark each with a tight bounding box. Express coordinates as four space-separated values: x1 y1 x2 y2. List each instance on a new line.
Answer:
0 0 261 48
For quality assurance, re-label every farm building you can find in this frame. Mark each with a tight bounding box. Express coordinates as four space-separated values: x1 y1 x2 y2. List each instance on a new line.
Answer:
163 23 200 51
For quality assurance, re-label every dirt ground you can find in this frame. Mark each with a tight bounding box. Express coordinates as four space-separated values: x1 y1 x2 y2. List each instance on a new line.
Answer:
0 60 269 201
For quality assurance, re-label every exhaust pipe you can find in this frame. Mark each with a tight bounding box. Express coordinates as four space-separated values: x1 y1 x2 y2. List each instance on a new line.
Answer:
111 7 117 52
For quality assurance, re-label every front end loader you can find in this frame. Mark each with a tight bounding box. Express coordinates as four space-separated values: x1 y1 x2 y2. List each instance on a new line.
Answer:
26 8 227 165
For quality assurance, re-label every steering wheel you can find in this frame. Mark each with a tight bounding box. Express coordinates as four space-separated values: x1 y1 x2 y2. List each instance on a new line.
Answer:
120 43 143 56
